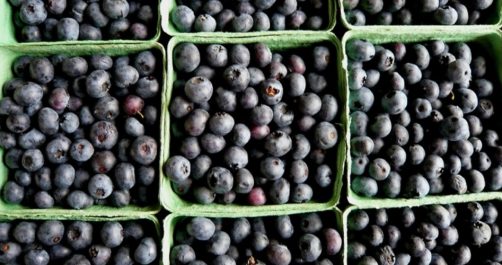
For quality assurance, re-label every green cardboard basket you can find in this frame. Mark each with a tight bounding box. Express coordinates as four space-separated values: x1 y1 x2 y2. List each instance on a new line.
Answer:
0 42 166 217
160 0 337 37
0 0 162 45
160 32 348 216
338 0 502 30
162 208 343 265
0 212 162 263
342 199 501 265
342 28 502 209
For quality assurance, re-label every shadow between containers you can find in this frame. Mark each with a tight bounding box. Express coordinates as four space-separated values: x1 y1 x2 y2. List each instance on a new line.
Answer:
0 0 162 45
160 0 337 37
337 0 502 30
160 32 348 217
0 42 167 218
162 207 343 265
341 28 502 209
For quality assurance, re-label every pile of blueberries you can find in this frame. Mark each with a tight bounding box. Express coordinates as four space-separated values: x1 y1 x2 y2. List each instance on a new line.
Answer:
343 0 496 26
347 201 502 264
170 0 329 32
170 212 342 265
348 39 502 199
164 41 340 205
0 219 158 264
0 51 160 209
9 0 156 42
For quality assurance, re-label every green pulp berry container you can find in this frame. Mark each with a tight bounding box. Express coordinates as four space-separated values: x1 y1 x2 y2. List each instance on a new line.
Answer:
163 208 343 265
160 32 348 216
0 42 166 217
338 0 502 30
342 199 501 265
0 0 162 45
160 0 336 37
0 212 162 263
342 28 502 209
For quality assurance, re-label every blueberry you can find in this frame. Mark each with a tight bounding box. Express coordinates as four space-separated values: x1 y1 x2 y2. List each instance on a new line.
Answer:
253 43 273 68
223 64 250 92
171 5 195 32
70 139 94 162
298 92 322 116
5 148 23 169
253 11 271 31
60 112 80 133
14 170 31 186
63 221 92 251
440 116 470 141
78 24 102 40
23 247 49 265
21 149 44 172
87 245 112 265
19 0 47 25
66 190 93 209
170 244 195 264
54 163 75 189
240 87 259 109
129 136 157 165
271 13 286 30
55 17 80 40
291 183 313 202
124 117 145 137
0 241 21 263
403 173 430 198
91 150 117 173
37 220 64 246
132 76 158 99
28 58 55 85
232 14 254 32
194 14 217 32
114 163 136 190
16 129 46 149
347 40 375 62
13 221 36 244
266 244 291 265
50 245 71 260
349 87 374 112
64 254 91 265
200 133 226 153
89 121 118 149
268 178 290 204
100 221 124 248
216 9 236 30
110 190 131 207
260 79 283 105
187 217 215 241
6 113 31 133
314 121 338 149
206 166 234 194
174 43 201 73
113 247 134 265
88 174 113 199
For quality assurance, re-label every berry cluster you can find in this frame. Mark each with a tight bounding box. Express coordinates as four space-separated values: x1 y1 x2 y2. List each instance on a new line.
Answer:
170 212 342 265
170 0 329 33
347 201 502 264
348 39 502 199
164 41 340 205
344 0 496 26
0 219 157 264
9 0 156 42
0 51 160 209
